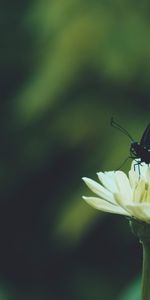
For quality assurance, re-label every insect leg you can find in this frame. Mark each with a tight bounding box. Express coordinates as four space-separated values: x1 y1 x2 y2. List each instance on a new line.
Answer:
138 163 141 176
133 160 141 176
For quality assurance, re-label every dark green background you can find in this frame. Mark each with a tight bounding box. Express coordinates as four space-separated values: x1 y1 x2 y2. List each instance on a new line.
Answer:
0 0 149 299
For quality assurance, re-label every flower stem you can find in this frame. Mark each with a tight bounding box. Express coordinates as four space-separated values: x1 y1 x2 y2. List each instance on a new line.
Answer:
141 242 150 300
129 219 150 300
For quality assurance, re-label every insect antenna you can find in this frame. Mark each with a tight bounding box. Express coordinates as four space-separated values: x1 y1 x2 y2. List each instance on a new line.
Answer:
116 156 131 170
111 117 134 141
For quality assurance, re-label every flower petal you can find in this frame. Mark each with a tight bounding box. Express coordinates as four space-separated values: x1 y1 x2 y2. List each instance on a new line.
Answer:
139 162 149 178
97 171 118 193
132 179 146 203
132 176 150 204
146 167 150 183
82 196 129 215
128 167 139 189
115 171 132 203
82 177 115 204
114 193 133 215
125 203 150 222
143 184 150 203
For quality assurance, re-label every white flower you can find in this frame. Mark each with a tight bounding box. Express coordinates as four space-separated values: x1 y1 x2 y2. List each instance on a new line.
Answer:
82 161 150 223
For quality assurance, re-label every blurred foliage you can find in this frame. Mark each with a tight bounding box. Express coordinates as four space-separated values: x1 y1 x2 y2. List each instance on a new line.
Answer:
120 277 140 300
0 0 150 299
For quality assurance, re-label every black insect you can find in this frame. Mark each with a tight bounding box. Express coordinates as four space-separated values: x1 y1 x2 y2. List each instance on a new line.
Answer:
111 118 150 171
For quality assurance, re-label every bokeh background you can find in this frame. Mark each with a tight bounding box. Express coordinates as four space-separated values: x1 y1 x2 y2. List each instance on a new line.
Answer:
1 0 150 299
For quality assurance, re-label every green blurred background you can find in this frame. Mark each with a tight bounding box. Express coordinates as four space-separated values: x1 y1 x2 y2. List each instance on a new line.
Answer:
1 0 150 299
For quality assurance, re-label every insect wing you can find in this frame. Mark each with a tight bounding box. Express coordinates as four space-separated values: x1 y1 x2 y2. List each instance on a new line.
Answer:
140 123 150 148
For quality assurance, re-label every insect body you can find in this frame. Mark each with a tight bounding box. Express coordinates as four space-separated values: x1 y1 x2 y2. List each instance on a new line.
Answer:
111 118 150 168
130 140 150 164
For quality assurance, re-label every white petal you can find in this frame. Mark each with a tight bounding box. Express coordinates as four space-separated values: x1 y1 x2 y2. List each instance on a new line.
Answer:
82 177 115 203
146 167 150 183
114 193 133 215
133 179 145 203
115 171 132 202
128 167 138 189
125 203 150 222
97 171 118 193
140 163 149 178
144 184 150 203
83 196 129 215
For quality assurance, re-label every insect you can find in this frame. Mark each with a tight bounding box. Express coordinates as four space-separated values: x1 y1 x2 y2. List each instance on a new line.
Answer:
111 118 150 172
